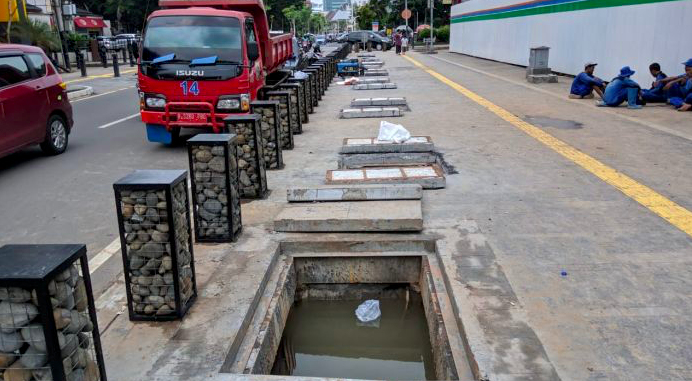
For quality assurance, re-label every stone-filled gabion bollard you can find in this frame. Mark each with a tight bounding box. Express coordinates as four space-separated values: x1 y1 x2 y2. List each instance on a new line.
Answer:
277 83 303 134
303 69 321 102
187 134 243 242
113 170 197 320
223 115 269 199
0 244 107 381
317 59 333 85
305 72 318 109
309 65 326 96
309 64 327 94
250 101 284 170
288 77 312 117
263 91 294 150
286 78 310 124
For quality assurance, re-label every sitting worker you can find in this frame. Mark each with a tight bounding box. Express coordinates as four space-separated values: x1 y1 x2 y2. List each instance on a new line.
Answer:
641 63 668 103
679 93 692 112
660 58 692 111
597 66 643 109
570 62 605 99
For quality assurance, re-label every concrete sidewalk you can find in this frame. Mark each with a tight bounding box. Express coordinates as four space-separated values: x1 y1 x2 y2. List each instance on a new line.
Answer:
94 48 692 381
62 65 138 99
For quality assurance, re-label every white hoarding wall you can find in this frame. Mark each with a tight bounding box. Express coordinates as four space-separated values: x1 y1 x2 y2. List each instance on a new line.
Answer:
450 0 692 86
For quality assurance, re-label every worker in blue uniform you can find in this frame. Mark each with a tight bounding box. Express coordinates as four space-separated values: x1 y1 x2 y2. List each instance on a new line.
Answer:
597 66 643 109
641 63 668 103
570 62 605 99
658 58 692 111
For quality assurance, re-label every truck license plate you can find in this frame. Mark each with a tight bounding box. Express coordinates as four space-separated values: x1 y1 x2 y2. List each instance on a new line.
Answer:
177 113 206 123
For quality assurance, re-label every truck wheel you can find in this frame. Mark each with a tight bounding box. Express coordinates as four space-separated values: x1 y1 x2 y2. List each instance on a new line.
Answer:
167 128 181 146
40 114 69 155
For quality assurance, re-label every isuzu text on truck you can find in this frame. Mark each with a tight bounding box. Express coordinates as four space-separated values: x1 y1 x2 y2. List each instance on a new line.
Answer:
137 0 293 143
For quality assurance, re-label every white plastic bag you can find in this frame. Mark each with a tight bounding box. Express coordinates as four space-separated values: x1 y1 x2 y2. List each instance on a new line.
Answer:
355 300 381 323
377 121 411 143
294 71 308 79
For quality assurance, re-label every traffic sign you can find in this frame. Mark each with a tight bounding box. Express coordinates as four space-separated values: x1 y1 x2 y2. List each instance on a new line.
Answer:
401 8 412 20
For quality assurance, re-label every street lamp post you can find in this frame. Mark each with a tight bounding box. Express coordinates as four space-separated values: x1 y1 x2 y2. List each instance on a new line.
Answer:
405 0 408 31
428 0 434 53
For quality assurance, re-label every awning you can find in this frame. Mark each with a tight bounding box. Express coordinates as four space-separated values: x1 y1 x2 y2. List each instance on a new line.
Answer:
73 16 107 29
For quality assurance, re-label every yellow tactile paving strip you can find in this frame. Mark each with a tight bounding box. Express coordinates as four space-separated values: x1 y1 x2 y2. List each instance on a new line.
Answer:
403 54 692 238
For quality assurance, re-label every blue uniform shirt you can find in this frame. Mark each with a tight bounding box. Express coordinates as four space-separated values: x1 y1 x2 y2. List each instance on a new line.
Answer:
603 76 640 106
571 72 603 96
650 72 667 91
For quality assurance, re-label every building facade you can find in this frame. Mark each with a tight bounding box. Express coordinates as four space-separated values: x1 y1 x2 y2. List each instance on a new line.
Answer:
449 0 692 85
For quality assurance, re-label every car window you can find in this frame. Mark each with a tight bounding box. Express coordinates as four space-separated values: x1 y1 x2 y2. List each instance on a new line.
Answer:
0 56 31 88
26 53 47 77
245 21 257 44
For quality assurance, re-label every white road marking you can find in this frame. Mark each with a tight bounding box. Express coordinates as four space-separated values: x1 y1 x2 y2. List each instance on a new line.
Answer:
88 238 121 274
97 113 140 129
72 86 135 103
88 183 193 275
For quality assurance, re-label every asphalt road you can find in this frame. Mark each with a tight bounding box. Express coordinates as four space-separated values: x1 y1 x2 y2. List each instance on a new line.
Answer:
0 74 191 292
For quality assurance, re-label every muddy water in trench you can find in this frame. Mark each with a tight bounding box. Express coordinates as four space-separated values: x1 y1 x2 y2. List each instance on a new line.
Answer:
272 298 435 380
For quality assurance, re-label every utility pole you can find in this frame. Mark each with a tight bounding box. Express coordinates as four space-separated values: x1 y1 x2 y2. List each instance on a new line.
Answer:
404 0 408 31
16 0 27 22
50 0 70 69
427 0 434 53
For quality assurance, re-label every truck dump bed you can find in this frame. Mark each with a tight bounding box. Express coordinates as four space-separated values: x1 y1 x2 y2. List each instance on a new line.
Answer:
159 0 292 73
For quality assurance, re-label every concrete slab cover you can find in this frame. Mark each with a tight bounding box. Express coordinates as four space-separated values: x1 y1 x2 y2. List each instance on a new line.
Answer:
273 200 423 232
340 108 403 119
346 138 374 145
326 165 446 189
351 97 408 107
366 168 405 178
340 136 434 153
403 166 438 177
407 136 430 143
338 152 437 169
331 169 365 180
287 184 423 202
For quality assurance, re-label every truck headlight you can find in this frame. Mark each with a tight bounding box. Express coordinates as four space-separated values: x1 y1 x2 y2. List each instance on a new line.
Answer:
240 93 250 112
145 95 166 109
217 94 250 111
217 97 241 110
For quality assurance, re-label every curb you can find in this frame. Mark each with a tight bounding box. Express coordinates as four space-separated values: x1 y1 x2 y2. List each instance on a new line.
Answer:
67 86 94 100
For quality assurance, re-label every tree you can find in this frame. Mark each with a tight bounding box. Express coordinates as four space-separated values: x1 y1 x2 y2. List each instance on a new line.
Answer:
310 13 326 34
73 0 157 32
282 5 300 34
12 19 60 52
266 0 305 32
355 3 377 31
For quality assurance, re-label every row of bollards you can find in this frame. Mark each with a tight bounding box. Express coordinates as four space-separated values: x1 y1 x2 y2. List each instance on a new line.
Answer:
0 44 348 381
74 47 136 78
110 43 348 322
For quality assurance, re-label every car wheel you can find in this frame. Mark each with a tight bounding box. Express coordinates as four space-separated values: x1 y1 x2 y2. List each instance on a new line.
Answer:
40 114 69 155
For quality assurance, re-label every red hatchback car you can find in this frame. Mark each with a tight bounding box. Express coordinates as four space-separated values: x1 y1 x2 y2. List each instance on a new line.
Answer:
0 44 74 158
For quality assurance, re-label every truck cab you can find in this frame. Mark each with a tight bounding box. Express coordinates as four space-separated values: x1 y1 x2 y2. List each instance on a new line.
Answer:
138 0 292 143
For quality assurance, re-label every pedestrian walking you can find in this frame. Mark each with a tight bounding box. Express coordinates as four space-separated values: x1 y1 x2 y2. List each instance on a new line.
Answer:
401 34 409 55
393 32 402 55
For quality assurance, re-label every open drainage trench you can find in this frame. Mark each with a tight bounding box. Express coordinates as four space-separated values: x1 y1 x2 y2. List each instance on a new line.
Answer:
224 240 474 381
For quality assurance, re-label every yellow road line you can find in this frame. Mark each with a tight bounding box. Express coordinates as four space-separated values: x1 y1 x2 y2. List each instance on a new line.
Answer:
65 69 137 84
403 54 692 238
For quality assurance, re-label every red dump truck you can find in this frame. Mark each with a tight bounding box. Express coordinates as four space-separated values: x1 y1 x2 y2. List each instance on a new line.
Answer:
137 0 293 143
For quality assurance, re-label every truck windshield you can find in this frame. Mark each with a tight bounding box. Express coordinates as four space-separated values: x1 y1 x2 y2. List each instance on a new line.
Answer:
142 16 242 63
